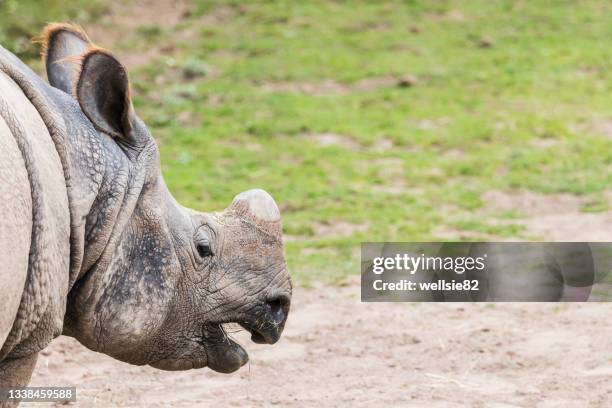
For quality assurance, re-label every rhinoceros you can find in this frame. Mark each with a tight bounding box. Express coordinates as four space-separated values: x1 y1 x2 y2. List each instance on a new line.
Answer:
0 23 291 392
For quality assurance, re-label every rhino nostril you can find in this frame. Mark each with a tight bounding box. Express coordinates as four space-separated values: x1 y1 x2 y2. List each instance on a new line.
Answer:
266 293 290 324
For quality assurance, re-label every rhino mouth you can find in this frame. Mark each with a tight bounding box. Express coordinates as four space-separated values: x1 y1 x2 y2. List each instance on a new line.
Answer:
149 311 287 372
200 318 283 374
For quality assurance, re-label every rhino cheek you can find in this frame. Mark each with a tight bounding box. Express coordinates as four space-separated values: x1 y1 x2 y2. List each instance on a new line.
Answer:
82 251 180 356
97 291 170 353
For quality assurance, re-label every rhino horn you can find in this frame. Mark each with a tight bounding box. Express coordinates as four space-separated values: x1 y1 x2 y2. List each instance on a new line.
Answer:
229 189 282 240
231 189 280 222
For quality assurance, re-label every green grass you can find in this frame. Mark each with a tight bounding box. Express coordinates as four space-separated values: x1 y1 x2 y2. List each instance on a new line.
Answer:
3 1 612 286
0 0 105 66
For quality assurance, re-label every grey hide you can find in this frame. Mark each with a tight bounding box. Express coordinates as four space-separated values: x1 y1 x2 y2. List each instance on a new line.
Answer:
0 24 291 401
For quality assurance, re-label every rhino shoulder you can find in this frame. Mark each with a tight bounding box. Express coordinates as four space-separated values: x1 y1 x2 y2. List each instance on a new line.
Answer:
0 65 70 360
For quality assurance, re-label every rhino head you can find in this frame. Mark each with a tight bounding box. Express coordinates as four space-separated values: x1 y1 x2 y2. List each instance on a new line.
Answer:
42 25 291 373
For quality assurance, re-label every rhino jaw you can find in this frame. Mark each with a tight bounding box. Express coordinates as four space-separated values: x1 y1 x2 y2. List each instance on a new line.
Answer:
148 289 290 373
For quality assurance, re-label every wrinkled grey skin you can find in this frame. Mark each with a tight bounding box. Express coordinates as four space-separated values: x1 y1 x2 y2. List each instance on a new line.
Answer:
0 24 291 398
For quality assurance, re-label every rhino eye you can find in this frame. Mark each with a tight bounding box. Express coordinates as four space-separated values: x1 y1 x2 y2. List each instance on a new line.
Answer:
194 231 213 258
197 243 213 258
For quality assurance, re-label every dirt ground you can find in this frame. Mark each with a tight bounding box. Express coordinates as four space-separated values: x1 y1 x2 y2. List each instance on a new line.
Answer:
26 282 611 407
24 191 612 407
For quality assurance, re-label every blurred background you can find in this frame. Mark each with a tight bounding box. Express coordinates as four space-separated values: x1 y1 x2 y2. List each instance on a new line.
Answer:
2 0 611 286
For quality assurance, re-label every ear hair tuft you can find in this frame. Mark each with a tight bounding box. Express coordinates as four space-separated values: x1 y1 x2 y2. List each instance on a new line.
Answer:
38 23 92 64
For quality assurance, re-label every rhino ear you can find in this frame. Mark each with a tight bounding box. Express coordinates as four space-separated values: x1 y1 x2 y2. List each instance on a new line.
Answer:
42 23 91 96
76 49 136 140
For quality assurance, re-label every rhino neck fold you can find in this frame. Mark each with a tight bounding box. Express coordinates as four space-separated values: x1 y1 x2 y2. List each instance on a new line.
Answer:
71 144 150 291
1 46 158 347
0 45 148 295
62 144 157 339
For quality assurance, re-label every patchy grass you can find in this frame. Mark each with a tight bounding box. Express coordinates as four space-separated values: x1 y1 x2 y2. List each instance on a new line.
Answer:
3 1 612 286
0 0 105 67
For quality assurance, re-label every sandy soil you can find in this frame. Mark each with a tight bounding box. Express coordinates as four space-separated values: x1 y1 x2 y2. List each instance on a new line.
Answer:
483 190 612 242
25 191 612 407
27 282 612 407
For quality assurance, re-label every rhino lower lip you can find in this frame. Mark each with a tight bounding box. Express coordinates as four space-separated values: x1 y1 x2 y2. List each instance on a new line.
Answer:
200 323 249 374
